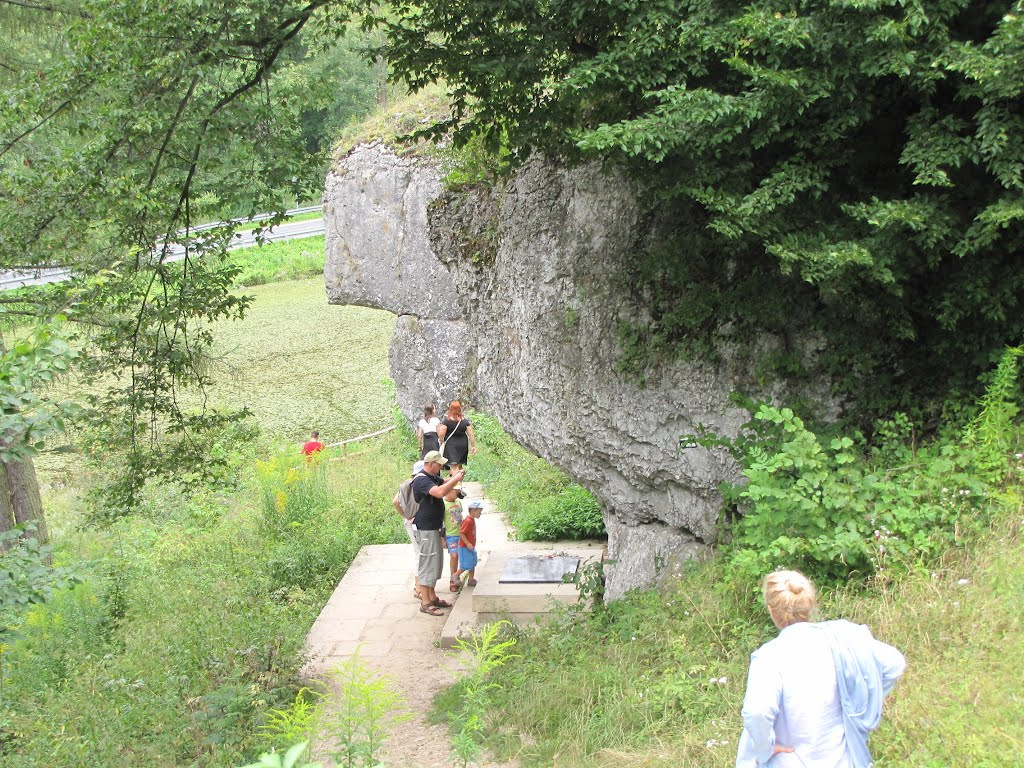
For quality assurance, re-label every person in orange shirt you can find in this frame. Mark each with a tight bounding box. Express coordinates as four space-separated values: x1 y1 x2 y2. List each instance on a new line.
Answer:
457 500 483 587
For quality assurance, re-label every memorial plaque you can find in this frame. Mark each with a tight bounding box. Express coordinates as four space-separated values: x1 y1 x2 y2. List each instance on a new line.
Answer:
499 555 581 584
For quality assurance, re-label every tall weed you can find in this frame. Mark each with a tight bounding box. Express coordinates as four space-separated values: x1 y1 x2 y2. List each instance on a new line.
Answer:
688 346 1023 583
326 655 410 768
259 687 325 753
0 441 410 767
449 621 519 767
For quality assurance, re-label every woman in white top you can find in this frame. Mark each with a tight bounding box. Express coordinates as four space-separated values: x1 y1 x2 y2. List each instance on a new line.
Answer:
737 570 905 768
417 403 441 458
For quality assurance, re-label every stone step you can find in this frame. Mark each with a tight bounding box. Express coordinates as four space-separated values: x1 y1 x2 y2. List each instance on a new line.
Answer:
439 542 605 648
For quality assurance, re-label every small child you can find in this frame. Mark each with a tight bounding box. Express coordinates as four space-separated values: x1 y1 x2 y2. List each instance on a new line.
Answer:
443 488 465 592
458 500 484 587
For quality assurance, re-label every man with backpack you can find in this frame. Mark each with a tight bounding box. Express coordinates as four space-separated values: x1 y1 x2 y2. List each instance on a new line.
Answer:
393 460 424 546
412 450 465 616
393 460 426 601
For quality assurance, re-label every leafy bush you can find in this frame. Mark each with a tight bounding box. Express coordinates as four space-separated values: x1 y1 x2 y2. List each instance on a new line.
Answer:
470 412 605 541
691 346 1022 583
514 485 605 541
438 130 513 189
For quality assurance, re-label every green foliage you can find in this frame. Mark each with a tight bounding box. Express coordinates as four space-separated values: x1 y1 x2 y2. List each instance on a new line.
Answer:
241 742 322 768
449 621 519 767
439 130 514 189
371 0 1024 413
522 485 605 541
275 25 381 165
78 405 261 524
326 655 410 768
470 413 605 541
688 346 1023 583
962 345 1023 480
0 525 79 637
259 688 325 753
0 321 79 462
569 558 609 609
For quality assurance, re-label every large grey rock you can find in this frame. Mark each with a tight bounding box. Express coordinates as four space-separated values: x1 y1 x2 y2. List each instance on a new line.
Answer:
325 144 831 600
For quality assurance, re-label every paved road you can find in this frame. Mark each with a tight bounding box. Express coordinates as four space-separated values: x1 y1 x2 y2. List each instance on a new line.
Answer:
0 213 326 291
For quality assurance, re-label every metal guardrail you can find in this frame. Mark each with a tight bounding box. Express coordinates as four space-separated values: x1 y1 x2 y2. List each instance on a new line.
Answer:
0 205 326 291
192 204 323 232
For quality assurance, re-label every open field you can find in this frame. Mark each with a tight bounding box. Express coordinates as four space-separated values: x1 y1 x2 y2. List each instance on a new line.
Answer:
200 277 396 444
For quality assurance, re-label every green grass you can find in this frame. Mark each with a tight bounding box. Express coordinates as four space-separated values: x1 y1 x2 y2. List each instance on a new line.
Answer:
190 276 395 445
453 478 1023 768
225 236 327 287
470 412 605 540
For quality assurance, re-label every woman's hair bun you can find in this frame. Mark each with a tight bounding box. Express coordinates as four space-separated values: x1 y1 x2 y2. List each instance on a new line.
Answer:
763 570 817 627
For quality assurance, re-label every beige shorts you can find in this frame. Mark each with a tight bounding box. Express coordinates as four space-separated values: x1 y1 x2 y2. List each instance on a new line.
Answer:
412 528 444 587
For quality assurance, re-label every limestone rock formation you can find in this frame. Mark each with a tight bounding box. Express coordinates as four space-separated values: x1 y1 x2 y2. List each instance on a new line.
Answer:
325 142 827 599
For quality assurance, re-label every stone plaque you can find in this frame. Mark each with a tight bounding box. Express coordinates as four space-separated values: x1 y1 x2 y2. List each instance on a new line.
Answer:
499 555 581 584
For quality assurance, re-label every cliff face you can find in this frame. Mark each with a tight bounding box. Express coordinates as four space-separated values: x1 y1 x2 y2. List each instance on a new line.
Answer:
325 143 825 598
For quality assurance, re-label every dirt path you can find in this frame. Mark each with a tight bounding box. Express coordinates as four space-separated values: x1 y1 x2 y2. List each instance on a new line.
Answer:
303 482 515 768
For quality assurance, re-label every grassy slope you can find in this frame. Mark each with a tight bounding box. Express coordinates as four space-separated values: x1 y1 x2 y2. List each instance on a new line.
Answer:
463 489 1022 768
4 272 411 767
196 276 396 444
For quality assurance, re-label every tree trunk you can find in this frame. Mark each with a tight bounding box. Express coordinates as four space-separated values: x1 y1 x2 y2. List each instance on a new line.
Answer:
0 325 48 551
0 458 47 551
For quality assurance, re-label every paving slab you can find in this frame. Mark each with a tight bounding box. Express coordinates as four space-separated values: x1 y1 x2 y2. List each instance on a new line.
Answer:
303 479 601 767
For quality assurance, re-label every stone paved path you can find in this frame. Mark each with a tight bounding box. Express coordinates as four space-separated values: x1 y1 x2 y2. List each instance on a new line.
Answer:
303 481 515 768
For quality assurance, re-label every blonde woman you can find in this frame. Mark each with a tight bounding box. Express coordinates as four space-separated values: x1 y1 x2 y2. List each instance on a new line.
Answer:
736 570 905 768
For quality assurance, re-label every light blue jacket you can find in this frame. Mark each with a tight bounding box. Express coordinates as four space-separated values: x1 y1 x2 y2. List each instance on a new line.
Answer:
736 620 905 768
